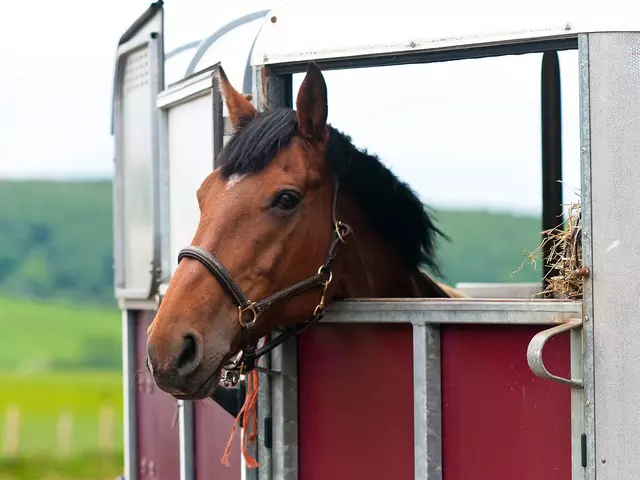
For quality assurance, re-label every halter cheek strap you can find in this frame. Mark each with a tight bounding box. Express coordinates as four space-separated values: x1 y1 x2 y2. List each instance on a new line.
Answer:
176 176 353 378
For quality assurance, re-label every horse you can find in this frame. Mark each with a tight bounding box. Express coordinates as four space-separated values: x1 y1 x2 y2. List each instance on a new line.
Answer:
146 62 468 402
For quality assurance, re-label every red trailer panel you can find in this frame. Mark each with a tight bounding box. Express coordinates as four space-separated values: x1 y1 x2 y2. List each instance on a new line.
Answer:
135 310 181 480
441 325 571 480
297 323 571 480
194 401 242 480
298 324 415 480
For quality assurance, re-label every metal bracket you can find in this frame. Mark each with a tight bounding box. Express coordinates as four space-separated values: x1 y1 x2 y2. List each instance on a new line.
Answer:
527 318 583 388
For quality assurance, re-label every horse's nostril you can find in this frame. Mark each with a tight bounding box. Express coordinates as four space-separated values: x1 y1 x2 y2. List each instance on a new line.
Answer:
175 332 202 375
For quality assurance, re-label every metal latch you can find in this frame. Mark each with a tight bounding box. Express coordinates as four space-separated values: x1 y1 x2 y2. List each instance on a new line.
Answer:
526 318 583 388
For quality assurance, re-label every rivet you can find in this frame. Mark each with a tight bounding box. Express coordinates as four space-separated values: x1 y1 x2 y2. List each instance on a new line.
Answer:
565 22 572 31
409 41 417 48
580 62 585 68
584 315 589 322
601 457 606 464
270 15 277 23
585 400 590 406
581 146 586 153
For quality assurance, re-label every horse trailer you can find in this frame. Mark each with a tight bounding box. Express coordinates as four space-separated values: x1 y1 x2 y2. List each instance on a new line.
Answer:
111 1 639 478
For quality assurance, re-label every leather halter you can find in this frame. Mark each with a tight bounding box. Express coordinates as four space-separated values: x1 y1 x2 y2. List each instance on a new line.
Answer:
177 176 353 377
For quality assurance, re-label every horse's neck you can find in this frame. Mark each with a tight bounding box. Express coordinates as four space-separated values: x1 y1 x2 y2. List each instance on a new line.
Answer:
333 202 451 299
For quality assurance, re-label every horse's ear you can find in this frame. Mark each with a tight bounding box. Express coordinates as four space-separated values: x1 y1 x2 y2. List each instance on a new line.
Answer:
296 62 328 142
217 65 257 129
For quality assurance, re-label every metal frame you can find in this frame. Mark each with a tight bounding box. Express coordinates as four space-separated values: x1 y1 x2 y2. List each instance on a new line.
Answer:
264 38 578 75
122 310 139 480
252 34 588 480
112 4 639 478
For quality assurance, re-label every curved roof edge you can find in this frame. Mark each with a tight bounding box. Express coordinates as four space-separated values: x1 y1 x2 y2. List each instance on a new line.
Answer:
251 2 638 68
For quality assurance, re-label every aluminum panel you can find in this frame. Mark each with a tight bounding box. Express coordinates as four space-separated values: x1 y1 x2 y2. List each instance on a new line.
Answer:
113 5 164 300
120 47 156 296
587 32 640 479
165 93 215 274
251 0 635 68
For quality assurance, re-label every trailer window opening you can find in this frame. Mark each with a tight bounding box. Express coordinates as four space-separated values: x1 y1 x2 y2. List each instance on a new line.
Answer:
290 50 580 287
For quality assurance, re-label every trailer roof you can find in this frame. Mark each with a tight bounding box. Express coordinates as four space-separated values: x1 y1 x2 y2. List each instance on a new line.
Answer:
251 0 634 69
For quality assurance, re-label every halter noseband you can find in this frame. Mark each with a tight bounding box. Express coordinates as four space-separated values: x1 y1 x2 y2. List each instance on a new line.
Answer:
176 176 353 383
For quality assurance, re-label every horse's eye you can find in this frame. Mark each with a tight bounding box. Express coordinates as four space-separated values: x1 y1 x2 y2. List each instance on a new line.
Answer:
271 190 301 211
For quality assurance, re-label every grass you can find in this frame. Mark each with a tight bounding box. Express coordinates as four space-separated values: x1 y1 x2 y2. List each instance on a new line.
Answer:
0 372 123 455
0 452 122 480
0 296 121 373
0 297 124 479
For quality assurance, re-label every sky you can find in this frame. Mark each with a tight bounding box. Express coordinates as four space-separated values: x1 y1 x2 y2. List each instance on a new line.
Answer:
0 0 582 214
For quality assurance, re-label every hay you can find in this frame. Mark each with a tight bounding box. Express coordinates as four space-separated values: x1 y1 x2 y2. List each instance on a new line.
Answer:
514 201 586 300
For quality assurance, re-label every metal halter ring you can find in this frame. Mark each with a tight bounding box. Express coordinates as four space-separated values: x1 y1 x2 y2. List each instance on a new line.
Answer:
318 265 333 286
238 302 259 327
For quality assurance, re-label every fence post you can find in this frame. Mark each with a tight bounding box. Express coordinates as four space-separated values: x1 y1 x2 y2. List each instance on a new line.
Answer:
2 405 20 457
99 406 115 454
57 411 73 457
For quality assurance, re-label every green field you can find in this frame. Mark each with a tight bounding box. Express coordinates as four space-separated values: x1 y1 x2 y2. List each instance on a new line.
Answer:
0 297 124 479
0 297 121 373
0 372 123 454
0 371 124 479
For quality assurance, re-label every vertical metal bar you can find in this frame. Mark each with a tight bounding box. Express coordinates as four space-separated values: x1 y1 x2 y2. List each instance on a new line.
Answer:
271 338 298 480
122 310 138 480
257 350 273 480
178 400 195 480
212 65 224 169
577 33 595 480
541 50 564 289
243 389 259 480
413 324 443 480
570 328 585 480
157 103 171 287
149 32 163 298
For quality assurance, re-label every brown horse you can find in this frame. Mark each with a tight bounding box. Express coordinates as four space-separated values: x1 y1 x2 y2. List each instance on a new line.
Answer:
146 62 467 400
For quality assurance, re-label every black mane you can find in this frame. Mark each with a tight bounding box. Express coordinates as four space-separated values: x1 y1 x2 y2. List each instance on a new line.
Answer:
217 107 446 276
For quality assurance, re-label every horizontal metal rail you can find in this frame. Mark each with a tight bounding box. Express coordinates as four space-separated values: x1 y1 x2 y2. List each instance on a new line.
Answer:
322 299 582 325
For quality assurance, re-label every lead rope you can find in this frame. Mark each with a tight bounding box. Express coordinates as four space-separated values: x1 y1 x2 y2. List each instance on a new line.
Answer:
220 355 261 468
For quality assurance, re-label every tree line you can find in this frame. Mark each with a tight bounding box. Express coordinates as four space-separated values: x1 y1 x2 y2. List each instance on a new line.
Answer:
0 179 542 306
